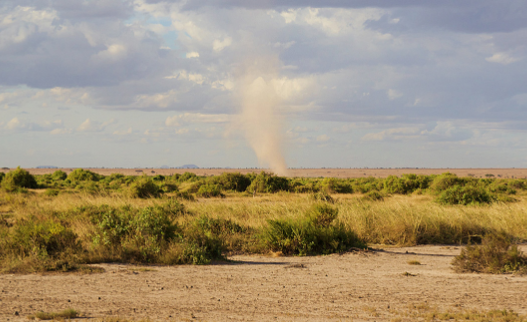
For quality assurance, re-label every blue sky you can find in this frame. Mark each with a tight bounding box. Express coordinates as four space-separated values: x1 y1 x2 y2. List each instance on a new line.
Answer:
1 0 526 169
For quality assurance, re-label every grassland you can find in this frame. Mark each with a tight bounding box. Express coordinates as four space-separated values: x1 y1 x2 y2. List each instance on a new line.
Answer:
1 168 526 274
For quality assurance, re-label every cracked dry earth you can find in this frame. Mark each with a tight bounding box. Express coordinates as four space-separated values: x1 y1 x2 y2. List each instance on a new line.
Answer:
1 245 527 321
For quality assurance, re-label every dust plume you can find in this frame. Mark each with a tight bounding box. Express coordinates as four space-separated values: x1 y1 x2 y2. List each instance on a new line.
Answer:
236 57 288 176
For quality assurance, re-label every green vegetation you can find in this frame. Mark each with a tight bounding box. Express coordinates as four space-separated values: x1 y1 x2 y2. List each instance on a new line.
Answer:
263 203 365 255
1 167 527 273
1 166 37 192
452 234 527 274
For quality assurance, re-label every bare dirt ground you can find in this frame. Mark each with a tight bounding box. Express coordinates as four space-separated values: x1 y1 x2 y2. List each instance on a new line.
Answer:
6 168 527 179
1 245 526 321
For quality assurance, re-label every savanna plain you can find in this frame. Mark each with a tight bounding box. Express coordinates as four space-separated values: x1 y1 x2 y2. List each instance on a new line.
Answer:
1 168 527 321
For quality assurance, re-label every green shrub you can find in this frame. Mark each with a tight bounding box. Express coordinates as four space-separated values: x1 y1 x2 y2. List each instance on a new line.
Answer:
319 178 352 194
6 219 82 259
92 202 181 262
452 234 527 274
247 171 290 193
196 184 224 198
52 170 67 181
67 168 101 182
129 177 162 198
362 190 385 201
212 172 252 192
429 173 472 193
194 215 245 235
1 167 38 192
159 182 179 193
436 185 493 205
262 203 366 255
176 172 198 182
383 174 431 194
0 172 5 183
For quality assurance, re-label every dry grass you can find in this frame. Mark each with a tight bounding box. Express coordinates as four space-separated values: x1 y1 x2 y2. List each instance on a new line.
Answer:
27 308 78 320
3 191 527 246
392 303 527 322
2 190 527 274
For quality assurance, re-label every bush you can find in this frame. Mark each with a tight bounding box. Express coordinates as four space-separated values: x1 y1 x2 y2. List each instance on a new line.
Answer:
0 172 5 183
383 174 431 194
196 184 224 198
194 215 245 235
319 178 352 194
429 173 472 193
129 177 162 198
92 202 181 262
247 171 290 193
0 219 84 272
362 190 385 201
67 168 101 182
436 185 493 205
262 203 366 255
1 167 38 192
52 170 67 181
212 173 252 192
452 234 527 274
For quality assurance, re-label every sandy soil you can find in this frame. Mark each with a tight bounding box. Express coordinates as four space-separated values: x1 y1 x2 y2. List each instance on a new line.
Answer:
1 245 526 321
5 168 527 179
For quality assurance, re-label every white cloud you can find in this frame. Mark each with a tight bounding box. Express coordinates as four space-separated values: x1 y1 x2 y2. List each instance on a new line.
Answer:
50 128 72 135
113 127 132 135
316 134 330 142
212 37 232 52
77 119 94 132
77 118 115 132
387 89 403 100
362 127 420 141
186 51 200 58
5 117 21 130
165 113 230 127
485 52 520 65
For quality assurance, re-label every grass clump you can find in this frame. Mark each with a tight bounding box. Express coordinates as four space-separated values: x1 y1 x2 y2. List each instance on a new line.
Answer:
262 203 366 255
1 166 37 192
452 234 527 274
407 260 421 265
310 191 334 203
362 190 385 201
28 308 78 320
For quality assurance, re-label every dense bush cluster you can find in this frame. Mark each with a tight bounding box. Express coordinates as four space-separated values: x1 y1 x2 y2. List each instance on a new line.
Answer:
263 203 366 255
1 167 525 206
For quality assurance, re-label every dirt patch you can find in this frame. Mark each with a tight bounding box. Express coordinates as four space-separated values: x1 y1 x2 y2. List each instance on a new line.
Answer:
1 245 526 321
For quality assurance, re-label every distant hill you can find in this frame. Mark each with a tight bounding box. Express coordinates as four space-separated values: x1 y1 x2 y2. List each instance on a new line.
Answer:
36 166 58 169
179 164 199 169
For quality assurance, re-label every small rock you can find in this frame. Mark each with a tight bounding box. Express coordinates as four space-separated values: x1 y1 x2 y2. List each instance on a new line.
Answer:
14 312 19 316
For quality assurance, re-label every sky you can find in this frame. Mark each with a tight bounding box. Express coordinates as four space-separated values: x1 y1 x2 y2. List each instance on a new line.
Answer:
1 0 526 169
